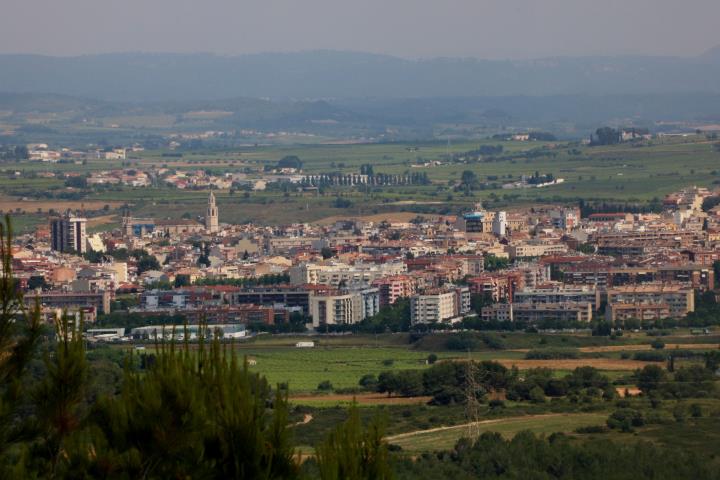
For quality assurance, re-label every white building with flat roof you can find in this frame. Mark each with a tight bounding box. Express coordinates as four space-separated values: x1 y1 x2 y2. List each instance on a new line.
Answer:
130 324 246 340
309 288 380 328
410 287 470 325
290 261 406 286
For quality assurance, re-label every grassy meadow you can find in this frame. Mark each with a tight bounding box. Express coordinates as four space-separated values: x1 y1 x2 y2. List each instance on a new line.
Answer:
387 413 609 452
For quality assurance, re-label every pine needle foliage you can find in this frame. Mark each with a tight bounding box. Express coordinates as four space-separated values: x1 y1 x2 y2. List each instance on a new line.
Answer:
0 216 298 479
31 312 88 477
85 331 298 479
0 215 43 477
315 404 393 480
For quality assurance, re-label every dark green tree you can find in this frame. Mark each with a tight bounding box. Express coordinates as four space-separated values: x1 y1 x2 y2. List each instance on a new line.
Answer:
0 216 43 477
315 405 392 480
636 364 667 393
593 127 621 145
277 155 302 170
86 341 297 478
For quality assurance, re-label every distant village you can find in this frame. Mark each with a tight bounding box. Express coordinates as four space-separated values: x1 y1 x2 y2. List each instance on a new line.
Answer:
8 181 720 342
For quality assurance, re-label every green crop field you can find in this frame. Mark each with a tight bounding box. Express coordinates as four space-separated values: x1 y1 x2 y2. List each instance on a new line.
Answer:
241 347 444 392
123 329 718 395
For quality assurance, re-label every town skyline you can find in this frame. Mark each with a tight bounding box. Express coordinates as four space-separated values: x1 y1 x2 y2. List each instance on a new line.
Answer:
3 2 720 476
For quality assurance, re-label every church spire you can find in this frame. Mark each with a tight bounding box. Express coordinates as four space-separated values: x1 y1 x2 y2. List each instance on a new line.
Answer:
206 191 219 233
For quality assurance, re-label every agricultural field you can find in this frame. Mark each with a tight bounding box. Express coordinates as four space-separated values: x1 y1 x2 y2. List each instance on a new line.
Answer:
2 135 720 231
0 197 124 215
175 329 720 396
242 346 439 392
236 343 663 395
80 325 720 458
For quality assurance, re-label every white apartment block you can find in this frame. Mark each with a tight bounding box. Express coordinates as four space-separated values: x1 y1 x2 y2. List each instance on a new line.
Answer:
410 287 470 325
481 302 593 323
310 288 380 328
290 261 407 286
508 242 568 259
411 291 457 324
605 284 694 321
513 285 600 310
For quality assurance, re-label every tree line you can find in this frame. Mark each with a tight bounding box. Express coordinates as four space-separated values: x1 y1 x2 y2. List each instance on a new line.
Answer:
0 145 29 161
392 429 712 479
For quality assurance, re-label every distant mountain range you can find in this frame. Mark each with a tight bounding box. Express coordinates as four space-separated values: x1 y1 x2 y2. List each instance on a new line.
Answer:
3 91 720 145
2 50 720 102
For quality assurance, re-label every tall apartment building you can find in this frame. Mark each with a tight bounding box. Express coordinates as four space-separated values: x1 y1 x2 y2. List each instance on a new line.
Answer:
467 272 524 302
410 287 471 325
310 288 380 328
372 275 416 306
50 213 87 254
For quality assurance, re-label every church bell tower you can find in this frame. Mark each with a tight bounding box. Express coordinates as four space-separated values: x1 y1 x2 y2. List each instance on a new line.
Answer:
206 192 219 233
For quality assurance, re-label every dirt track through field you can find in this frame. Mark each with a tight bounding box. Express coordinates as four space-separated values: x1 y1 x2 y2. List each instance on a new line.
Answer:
313 212 440 225
385 413 565 442
87 214 118 227
578 343 720 353
0 199 124 213
496 358 651 370
290 393 432 405
290 414 313 427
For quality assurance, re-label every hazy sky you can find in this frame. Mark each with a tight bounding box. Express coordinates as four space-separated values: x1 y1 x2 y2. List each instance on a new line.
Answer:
3 0 719 59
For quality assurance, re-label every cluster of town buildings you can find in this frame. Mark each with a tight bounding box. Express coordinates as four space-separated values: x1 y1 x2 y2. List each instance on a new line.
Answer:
26 144 140 162
9 185 720 337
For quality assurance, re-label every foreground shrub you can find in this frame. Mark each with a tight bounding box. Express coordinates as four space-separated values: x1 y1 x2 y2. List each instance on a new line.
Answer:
607 408 644 432
633 351 666 362
393 431 715 479
315 405 392 480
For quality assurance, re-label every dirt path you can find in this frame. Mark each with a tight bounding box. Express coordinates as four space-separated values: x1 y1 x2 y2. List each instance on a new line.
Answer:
579 343 720 353
87 214 118 228
386 413 566 442
0 198 125 213
496 358 651 370
313 212 440 225
291 414 313 427
616 387 641 397
290 393 432 405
